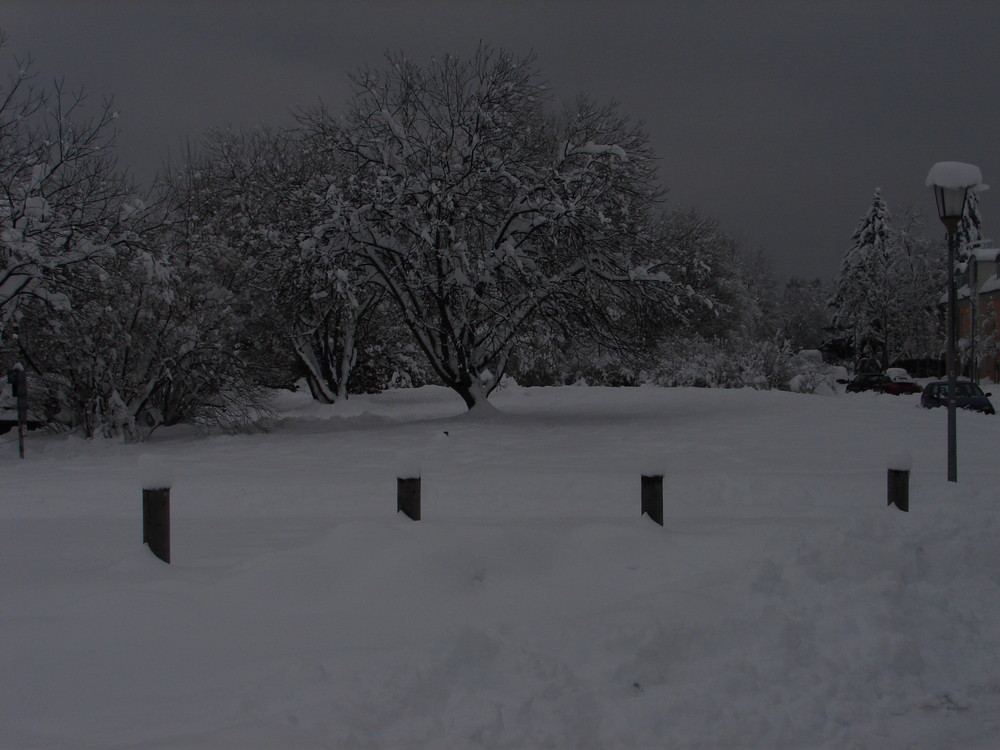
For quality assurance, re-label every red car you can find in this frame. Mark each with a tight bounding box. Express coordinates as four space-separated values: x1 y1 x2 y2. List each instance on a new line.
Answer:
877 376 923 396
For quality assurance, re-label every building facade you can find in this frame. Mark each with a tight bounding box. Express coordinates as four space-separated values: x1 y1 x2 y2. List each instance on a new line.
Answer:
957 247 1000 383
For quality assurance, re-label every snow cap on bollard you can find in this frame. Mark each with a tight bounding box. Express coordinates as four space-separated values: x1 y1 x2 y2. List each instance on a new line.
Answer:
137 453 174 490
394 451 422 481
886 450 912 472
638 453 667 477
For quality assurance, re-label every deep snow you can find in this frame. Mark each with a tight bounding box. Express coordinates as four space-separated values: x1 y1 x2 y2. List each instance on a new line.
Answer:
3 384 1000 749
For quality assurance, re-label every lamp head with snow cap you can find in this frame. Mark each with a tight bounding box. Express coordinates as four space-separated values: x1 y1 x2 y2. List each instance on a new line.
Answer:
926 161 988 233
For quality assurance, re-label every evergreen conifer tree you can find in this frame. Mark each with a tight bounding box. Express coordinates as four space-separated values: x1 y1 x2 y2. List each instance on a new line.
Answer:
957 189 983 263
959 188 987 378
830 189 902 370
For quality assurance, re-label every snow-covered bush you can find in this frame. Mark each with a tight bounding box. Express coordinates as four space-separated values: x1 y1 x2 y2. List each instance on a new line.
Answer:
347 327 436 393
656 338 845 394
505 323 652 387
655 334 792 390
13 230 274 440
786 349 840 394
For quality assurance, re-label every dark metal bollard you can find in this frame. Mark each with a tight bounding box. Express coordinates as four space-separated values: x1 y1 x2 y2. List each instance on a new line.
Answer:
397 477 421 521
143 487 171 562
641 475 663 526
887 469 909 513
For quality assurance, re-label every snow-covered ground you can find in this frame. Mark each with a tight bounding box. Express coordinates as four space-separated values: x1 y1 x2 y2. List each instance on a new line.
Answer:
3 384 1000 749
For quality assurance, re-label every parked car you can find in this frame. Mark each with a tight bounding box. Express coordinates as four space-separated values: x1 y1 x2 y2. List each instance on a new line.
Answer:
843 372 888 393
920 380 996 415
879 369 923 395
842 371 922 395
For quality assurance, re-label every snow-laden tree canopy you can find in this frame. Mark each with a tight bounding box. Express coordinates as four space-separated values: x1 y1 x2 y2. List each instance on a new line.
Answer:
831 189 903 369
301 47 705 409
0 38 133 334
830 189 944 370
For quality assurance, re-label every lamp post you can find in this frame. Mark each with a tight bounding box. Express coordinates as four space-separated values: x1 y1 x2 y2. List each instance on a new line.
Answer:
926 162 988 482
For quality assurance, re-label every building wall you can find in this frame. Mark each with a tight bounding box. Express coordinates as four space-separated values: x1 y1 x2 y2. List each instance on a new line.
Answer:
984 293 1000 382
958 288 1000 382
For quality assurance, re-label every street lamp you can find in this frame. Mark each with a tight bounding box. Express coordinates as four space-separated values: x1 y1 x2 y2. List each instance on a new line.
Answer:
926 161 988 482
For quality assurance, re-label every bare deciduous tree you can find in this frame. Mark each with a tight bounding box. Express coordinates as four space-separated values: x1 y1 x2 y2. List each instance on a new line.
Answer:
303 47 694 409
1 33 133 334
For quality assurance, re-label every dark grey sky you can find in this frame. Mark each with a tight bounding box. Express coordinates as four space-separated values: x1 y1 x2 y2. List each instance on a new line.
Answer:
3 1 998 281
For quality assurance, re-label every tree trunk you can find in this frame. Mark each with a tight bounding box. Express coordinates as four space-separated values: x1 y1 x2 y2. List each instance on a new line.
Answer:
452 376 499 413
292 337 337 404
335 318 357 402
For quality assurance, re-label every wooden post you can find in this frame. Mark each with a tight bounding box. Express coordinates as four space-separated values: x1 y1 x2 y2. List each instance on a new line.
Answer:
887 469 909 513
142 487 171 563
6 365 26 459
397 477 421 521
641 475 663 526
